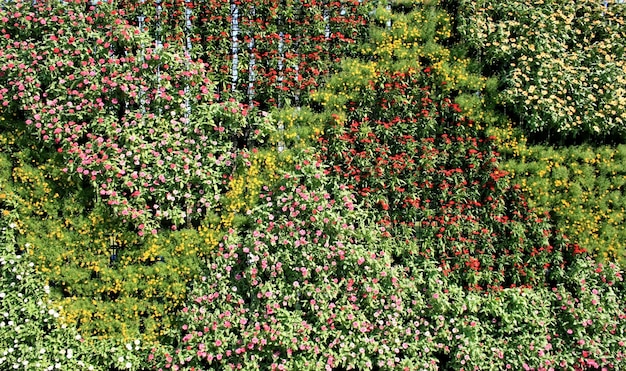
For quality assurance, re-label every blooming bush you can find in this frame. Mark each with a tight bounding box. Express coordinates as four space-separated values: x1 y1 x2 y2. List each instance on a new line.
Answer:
153 162 626 369
0 117 229 342
456 0 626 142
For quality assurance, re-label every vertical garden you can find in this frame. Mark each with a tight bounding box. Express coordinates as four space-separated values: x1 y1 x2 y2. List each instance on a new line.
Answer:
1 0 625 370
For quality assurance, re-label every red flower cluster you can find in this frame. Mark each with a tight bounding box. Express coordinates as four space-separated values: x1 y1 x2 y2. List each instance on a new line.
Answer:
318 67 584 290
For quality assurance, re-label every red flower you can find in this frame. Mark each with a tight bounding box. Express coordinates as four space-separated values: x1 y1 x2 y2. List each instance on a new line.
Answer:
466 258 480 271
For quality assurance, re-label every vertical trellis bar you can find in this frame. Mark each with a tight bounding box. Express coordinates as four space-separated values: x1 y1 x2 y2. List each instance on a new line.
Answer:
137 0 146 115
277 0 285 152
247 5 256 104
293 0 301 109
323 3 330 39
231 0 240 93
184 0 193 120
155 0 163 113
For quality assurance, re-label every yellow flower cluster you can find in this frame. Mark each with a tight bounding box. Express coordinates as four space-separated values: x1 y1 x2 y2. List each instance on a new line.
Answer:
487 124 528 158
463 0 626 136
224 148 282 218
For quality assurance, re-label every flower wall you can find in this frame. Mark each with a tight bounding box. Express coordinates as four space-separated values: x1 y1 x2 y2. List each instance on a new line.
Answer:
0 0 625 370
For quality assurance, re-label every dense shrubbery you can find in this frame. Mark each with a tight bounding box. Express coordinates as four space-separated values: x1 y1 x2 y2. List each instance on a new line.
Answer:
0 117 206 342
1 0 625 370
0 187 164 371
0 0 277 233
149 161 626 370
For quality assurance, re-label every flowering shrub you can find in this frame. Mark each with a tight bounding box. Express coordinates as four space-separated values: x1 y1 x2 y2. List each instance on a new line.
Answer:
456 0 626 142
0 118 228 343
153 161 626 369
152 161 443 370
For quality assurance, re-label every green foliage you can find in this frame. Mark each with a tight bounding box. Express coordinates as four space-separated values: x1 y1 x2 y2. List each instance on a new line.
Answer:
503 143 626 266
0 214 96 370
0 174 167 371
456 0 626 142
0 118 225 343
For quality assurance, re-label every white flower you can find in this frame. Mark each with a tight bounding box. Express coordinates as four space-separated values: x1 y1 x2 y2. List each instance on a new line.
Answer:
66 349 73 359
39 348 45 354
8 223 15 229
125 362 132 369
